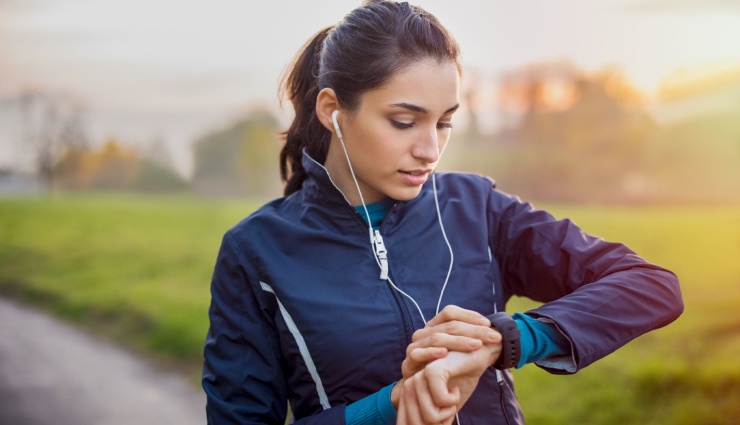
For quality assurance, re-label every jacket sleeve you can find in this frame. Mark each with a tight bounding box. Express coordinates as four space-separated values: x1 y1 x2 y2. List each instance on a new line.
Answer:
202 231 347 424
487 189 683 373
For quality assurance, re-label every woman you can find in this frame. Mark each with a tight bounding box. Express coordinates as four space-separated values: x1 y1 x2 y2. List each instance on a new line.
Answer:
201 1 683 424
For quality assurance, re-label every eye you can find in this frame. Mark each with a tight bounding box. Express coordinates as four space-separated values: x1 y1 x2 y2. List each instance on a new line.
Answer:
437 122 454 130
390 120 414 130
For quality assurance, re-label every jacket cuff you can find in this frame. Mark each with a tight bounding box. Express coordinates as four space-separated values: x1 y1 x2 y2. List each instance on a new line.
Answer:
513 313 570 369
377 382 397 424
343 382 397 425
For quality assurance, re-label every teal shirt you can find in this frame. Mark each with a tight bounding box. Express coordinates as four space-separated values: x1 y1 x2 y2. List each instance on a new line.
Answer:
354 199 395 230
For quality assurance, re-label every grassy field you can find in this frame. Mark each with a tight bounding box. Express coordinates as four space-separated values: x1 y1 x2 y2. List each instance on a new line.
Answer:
1 193 738 424
0 193 258 373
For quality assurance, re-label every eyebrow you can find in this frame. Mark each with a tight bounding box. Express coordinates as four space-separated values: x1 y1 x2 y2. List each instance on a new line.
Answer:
389 102 460 115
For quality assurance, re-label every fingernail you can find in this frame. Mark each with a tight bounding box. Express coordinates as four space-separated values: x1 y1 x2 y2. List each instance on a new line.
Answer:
488 331 500 342
478 318 491 326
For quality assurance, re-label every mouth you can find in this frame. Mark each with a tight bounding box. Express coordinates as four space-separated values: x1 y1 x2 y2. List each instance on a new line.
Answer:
400 169 432 176
399 169 432 185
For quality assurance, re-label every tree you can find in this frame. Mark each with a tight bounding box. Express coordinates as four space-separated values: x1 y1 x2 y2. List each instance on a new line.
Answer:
55 138 189 192
477 61 657 202
132 138 190 192
192 110 281 198
19 89 88 190
88 139 140 189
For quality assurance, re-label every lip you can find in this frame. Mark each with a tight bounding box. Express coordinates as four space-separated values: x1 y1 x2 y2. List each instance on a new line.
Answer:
399 169 431 186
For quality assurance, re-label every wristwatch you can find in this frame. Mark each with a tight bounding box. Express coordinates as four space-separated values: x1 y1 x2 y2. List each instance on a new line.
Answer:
487 312 521 370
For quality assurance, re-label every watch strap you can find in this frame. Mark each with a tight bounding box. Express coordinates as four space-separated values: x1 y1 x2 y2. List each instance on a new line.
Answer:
487 312 521 370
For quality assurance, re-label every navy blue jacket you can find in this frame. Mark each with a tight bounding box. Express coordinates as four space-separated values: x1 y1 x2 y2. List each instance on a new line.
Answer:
202 152 683 424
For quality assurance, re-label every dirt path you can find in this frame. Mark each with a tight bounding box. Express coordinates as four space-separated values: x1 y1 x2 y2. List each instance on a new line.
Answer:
0 297 206 425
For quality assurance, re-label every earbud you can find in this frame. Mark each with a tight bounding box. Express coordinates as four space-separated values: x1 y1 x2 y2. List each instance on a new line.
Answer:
331 110 344 140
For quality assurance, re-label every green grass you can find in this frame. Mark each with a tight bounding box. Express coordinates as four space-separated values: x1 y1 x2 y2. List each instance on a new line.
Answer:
0 192 262 376
1 193 738 423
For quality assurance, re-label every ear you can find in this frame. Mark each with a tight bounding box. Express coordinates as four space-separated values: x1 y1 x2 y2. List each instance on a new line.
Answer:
316 88 341 134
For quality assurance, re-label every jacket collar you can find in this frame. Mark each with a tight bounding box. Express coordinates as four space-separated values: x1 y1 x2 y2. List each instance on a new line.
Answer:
299 148 431 211
301 149 354 206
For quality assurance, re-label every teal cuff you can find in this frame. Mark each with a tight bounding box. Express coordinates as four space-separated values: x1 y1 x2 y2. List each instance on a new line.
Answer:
344 382 397 425
377 382 397 424
513 312 569 368
514 313 535 369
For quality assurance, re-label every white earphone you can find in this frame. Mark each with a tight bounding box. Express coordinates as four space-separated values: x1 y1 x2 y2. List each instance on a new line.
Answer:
331 109 344 140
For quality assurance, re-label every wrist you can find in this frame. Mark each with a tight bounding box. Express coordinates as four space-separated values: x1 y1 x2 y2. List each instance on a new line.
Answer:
390 380 400 409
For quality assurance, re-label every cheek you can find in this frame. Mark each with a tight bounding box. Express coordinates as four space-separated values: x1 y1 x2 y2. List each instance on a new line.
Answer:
353 120 388 147
362 129 401 157
439 131 452 149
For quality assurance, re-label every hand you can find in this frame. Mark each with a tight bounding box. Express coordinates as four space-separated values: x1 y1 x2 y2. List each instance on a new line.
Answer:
425 344 501 410
398 345 502 424
392 306 501 410
402 306 500 379
396 376 457 425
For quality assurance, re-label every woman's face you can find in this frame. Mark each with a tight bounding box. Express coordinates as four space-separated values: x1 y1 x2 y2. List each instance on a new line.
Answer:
324 58 461 206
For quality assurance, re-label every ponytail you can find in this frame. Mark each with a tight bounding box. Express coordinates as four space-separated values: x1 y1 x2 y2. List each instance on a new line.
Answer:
279 26 333 196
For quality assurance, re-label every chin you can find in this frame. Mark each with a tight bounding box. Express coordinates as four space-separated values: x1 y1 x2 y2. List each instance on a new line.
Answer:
388 186 424 202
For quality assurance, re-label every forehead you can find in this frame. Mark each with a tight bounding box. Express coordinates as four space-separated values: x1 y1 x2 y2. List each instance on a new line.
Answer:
359 59 460 113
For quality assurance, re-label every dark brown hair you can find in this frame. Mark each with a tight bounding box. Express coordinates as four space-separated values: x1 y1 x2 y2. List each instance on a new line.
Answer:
279 0 461 196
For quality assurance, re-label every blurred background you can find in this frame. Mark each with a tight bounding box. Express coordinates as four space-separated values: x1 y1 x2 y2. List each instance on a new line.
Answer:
1 1 739 424
1 0 739 202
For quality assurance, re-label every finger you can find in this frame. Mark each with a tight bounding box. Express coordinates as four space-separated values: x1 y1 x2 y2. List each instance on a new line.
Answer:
397 394 407 425
413 370 458 424
416 321 496 342
400 376 425 425
424 365 460 407
410 332 483 352
405 374 456 425
426 305 490 328
487 343 503 369
407 346 448 363
413 321 501 345
396 392 407 425
441 391 459 425
442 389 460 425
402 347 448 377
397 379 414 425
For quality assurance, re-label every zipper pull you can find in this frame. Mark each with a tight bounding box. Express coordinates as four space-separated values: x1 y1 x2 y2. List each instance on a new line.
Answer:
373 229 389 280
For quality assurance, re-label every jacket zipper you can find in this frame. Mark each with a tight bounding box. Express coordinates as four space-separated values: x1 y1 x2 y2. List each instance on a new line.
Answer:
309 155 418 356
386 280 416 345
379 204 416 345
373 230 389 280
350 204 414 343
498 370 513 425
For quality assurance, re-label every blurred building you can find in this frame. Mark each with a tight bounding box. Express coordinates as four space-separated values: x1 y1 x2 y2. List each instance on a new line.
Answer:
0 169 41 195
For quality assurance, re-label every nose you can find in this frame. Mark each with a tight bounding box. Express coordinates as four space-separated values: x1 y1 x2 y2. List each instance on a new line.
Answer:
411 126 440 163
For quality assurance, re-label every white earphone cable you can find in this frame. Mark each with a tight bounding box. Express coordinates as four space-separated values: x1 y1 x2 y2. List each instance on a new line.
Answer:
333 111 454 322
433 173 454 316
334 114 428 322
333 111 460 425
334 115 372 229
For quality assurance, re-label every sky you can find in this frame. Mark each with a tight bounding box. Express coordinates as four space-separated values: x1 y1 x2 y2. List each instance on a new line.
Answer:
1 0 740 175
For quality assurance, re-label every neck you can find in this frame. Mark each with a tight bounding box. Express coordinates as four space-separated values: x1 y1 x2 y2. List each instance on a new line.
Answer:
324 141 384 206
